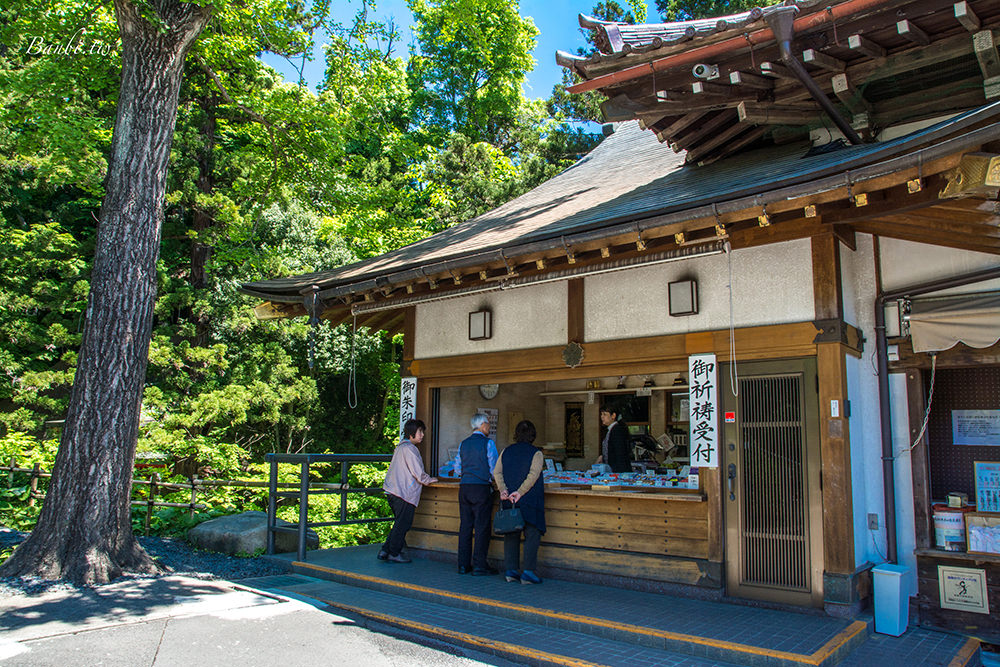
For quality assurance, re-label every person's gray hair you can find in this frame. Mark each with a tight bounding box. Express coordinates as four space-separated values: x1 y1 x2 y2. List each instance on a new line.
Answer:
470 413 490 430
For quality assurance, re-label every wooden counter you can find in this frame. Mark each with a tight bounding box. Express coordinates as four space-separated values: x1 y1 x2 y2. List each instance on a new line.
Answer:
409 481 722 589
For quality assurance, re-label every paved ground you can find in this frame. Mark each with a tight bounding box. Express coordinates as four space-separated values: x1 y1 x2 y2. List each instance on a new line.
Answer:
0 575 511 666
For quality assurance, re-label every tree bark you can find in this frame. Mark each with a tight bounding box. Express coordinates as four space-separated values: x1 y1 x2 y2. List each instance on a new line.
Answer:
0 0 211 585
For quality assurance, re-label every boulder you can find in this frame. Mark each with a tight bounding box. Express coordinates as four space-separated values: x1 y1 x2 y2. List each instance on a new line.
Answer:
187 510 319 556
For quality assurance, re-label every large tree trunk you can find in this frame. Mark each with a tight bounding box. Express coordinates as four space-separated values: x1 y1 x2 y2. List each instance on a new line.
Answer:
1 0 211 585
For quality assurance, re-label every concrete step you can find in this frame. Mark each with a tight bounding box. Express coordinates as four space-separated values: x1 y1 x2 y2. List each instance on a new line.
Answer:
246 565 865 667
242 573 749 667
250 549 981 667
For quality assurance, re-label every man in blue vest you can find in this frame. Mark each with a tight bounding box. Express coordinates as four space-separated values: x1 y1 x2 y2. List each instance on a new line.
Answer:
457 413 499 575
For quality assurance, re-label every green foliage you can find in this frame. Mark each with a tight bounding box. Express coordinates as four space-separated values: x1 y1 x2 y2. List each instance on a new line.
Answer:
0 0 600 553
407 0 538 149
655 0 779 22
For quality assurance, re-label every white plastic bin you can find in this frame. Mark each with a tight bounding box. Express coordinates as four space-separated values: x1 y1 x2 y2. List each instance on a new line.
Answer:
872 563 910 636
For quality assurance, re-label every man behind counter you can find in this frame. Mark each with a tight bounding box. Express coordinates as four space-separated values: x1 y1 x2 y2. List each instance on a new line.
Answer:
457 413 499 575
596 404 631 473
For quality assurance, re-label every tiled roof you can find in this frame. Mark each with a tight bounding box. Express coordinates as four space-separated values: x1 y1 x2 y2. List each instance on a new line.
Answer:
558 0 828 76
241 102 1000 301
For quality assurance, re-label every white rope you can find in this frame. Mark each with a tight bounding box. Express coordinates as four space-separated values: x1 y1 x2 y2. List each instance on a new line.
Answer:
347 314 358 409
727 241 739 397
900 353 936 457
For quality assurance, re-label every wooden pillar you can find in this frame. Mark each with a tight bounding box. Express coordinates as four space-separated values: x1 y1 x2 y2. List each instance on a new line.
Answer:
568 278 584 343
812 234 855 577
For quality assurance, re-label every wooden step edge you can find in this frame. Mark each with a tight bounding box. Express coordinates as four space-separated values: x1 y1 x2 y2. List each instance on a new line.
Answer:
291 560 867 667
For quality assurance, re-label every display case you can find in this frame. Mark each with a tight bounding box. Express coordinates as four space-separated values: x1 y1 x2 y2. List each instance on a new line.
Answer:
665 387 690 462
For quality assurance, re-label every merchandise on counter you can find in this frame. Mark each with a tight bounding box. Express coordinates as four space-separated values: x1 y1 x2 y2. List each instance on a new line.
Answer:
542 467 700 490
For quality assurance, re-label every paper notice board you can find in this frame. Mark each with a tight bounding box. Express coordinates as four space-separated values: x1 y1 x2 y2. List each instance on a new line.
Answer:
974 461 1000 513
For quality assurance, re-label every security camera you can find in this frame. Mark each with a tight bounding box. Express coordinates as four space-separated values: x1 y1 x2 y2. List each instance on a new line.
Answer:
692 63 720 80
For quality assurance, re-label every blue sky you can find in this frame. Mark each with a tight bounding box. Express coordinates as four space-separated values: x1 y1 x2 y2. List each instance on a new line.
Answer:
261 0 654 100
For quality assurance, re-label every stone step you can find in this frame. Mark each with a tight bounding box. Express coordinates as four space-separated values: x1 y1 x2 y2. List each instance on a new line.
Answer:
248 566 866 667
243 573 749 667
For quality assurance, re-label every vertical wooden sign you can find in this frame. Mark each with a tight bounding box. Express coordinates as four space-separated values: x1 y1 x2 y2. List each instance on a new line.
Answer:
688 354 718 468
399 377 417 439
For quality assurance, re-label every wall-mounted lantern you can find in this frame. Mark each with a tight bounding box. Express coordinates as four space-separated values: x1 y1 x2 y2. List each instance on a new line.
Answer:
669 279 698 316
469 309 492 340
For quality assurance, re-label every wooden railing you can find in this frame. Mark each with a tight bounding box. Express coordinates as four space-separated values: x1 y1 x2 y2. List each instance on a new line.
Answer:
265 453 394 561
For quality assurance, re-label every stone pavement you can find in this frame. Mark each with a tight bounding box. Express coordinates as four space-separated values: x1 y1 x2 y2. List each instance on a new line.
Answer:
0 575 511 666
246 545 984 667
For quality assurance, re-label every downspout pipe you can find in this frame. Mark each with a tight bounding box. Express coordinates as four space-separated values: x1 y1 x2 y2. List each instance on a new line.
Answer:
766 6 865 146
874 264 1000 564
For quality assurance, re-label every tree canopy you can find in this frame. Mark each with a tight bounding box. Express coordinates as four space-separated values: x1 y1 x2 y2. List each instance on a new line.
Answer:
0 0 609 582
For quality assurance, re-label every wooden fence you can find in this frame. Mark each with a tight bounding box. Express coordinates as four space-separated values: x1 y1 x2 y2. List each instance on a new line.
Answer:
2 457 377 536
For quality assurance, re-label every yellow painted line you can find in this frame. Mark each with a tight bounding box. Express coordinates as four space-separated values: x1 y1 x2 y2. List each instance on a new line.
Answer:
293 561 866 665
312 594 604 667
948 638 980 667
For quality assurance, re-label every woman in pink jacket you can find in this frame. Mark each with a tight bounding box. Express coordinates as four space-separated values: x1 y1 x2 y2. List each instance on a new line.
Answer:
379 419 437 563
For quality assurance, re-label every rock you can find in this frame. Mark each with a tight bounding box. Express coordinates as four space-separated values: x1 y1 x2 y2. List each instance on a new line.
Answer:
187 511 319 556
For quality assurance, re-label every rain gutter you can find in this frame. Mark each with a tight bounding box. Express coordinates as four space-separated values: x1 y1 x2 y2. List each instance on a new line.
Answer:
766 6 864 145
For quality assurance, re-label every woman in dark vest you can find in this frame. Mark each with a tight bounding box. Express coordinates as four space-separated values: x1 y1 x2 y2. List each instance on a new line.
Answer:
493 419 546 584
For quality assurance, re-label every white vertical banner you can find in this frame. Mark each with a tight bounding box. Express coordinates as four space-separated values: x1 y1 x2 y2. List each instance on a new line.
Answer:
688 354 718 468
399 377 417 439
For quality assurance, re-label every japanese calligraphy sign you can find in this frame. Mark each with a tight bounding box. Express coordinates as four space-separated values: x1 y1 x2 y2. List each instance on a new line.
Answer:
399 377 417 439
688 354 718 468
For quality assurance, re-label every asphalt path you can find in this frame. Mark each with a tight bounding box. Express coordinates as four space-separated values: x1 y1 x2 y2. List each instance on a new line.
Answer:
0 575 510 666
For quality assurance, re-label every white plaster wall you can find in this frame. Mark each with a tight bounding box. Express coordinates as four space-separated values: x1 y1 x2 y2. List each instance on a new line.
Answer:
879 238 1000 294
414 282 567 359
840 235 884 572
889 372 919 597
435 383 548 471
584 240 815 342
843 233 918 594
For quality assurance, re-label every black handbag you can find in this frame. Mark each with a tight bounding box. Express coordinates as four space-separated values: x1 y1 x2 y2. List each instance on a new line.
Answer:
493 502 524 534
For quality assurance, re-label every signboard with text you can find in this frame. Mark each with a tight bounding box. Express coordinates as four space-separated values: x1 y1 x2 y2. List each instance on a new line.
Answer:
399 377 417 439
688 353 719 468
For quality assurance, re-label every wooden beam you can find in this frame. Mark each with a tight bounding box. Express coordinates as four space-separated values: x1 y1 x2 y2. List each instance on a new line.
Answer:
819 179 944 226
407 322 821 384
831 73 872 117
696 126 767 165
737 102 820 125
403 307 416 363
905 369 933 549
802 49 845 72
897 19 930 46
323 308 354 329
692 81 733 96
880 212 1000 238
671 110 735 151
760 61 797 80
685 122 757 164
812 233 843 321
974 30 1000 98
847 33 886 58
729 70 774 90
855 221 1000 253
889 338 1000 370
568 278 584 344
661 111 707 138
954 1 981 32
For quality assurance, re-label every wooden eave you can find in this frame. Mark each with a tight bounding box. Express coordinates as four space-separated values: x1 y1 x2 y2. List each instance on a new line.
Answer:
271 148 1000 327
564 0 1000 163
